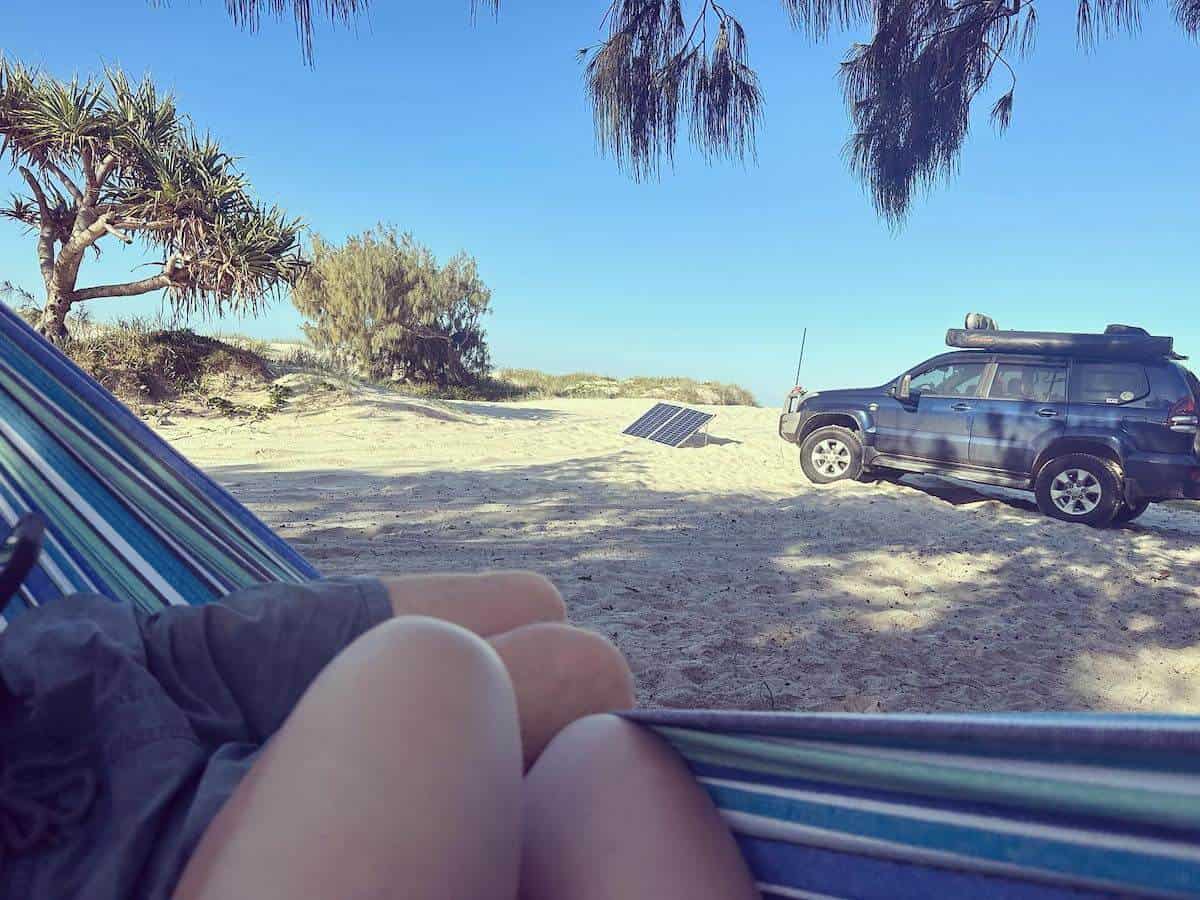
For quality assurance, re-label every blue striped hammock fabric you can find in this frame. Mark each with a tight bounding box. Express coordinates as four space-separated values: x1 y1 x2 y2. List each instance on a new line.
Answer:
0 303 315 617
1 301 1198 899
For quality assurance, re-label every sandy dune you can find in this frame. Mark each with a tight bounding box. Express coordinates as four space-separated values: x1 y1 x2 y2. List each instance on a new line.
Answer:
162 390 1200 714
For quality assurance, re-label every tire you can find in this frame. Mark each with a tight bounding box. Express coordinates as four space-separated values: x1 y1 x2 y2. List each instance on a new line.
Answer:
1113 499 1152 524
799 426 864 484
1034 454 1123 527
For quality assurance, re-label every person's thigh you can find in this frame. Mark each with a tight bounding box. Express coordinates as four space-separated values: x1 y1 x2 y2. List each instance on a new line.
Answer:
489 624 635 769
382 572 566 636
174 617 524 900
520 714 759 900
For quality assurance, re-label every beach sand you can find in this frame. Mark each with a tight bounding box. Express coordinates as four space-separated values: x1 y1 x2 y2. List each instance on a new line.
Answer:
161 389 1200 713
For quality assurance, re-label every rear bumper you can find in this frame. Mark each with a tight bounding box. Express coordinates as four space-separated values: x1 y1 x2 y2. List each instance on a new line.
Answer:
1124 453 1200 501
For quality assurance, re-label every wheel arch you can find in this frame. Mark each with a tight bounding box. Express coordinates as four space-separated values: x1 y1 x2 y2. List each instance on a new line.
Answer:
796 412 867 444
1033 437 1125 478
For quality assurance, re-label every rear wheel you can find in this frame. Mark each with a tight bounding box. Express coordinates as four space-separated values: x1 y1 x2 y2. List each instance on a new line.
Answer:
1034 454 1122 527
799 426 864 484
1113 499 1152 524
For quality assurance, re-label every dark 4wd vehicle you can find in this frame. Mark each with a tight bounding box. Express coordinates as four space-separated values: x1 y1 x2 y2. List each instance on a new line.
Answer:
779 329 1200 527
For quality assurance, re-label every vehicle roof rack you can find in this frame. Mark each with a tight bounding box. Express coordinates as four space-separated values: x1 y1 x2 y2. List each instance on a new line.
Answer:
946 326 1176 360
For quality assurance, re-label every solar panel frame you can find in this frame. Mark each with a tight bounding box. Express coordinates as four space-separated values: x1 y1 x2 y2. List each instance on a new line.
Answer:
622 403 684 439
648 408 715 447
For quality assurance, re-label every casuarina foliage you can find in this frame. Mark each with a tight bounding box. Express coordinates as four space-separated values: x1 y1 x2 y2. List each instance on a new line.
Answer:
292 226 493 387
188 0 1200 223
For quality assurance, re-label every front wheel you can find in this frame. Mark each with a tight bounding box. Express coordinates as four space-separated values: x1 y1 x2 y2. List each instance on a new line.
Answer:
1034 454 1123 527
799 426 864 484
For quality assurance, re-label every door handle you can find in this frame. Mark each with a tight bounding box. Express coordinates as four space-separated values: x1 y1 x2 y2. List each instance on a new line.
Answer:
1037 408 1059 418
951 402 972 411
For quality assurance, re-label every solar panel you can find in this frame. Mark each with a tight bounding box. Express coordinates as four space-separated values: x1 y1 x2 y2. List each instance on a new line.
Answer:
648 408 714 447
623 403 683 438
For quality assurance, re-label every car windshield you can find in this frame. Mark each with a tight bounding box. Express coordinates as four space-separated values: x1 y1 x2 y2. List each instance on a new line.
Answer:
910 361 985 397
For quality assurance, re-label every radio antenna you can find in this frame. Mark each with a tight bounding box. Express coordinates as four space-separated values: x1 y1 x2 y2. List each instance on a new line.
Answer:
794 328 808 386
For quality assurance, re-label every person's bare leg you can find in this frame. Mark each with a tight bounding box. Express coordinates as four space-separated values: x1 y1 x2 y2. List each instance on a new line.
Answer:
521 714 760 900
489 624 636 769
174 617 523 900
384 574 632 768
381 571 566 636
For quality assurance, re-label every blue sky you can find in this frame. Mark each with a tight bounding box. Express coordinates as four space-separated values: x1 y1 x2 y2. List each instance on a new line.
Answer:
2 1 1198 405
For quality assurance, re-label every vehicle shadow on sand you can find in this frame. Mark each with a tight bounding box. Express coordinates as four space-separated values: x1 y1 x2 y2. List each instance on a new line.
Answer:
892 473 1039 513
677 433 742 448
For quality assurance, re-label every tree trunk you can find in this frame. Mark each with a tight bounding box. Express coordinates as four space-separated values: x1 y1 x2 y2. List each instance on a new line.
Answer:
39 287 72 344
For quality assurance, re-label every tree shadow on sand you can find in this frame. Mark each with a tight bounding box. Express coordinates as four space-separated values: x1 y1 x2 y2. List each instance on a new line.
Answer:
211 455 1200 715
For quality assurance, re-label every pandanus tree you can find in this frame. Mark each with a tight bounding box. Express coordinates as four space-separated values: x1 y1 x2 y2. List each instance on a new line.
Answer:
196 0 1199 223
0 59 306 341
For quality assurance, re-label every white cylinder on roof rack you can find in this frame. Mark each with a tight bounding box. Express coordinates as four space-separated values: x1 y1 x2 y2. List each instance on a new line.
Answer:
964 313 999 331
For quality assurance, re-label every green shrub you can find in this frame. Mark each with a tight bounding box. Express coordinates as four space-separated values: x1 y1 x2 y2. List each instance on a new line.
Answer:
293 227 492 386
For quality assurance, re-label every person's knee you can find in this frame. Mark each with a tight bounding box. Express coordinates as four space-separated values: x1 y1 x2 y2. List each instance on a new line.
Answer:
490 571 567 624
525 714 759 900
349 616 511 700
575 630 635 710
528 714 664 791
529 624 635 711
548 713 638 755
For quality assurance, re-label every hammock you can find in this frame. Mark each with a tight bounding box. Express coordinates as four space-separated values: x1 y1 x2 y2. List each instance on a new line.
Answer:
2 301 1198 899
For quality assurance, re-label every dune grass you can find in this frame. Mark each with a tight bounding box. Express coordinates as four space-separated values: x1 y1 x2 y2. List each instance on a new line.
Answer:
15 307 269 399
12 310 758 410
262 345 758 405
489 369 758 406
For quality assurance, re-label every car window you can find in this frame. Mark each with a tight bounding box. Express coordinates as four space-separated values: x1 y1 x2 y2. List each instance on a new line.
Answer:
1070 362 1150 405
988 363 1067 403
909 362 986 398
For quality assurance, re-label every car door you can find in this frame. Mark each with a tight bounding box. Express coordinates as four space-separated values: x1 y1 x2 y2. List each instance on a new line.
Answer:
969 360 1068 473
878 358 988 463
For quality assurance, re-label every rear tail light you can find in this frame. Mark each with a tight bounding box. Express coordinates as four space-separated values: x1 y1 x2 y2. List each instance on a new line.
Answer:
1168 395 1199 433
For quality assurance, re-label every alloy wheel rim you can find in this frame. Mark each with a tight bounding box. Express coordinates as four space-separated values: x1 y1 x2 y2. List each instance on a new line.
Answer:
811 439 851 477
1049 468 1102 516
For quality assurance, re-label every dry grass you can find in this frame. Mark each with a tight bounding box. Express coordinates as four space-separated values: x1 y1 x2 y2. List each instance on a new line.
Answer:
265 346 758 406
14 307 275 414
69 323 272 403
263 344 758 405
488 369 758 406
14 308 758 409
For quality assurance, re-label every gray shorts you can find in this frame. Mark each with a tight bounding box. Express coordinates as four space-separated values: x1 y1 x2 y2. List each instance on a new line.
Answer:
0 578 392 900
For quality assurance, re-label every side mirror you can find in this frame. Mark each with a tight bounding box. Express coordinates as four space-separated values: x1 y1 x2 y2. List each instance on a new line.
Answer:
896 374 912 401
